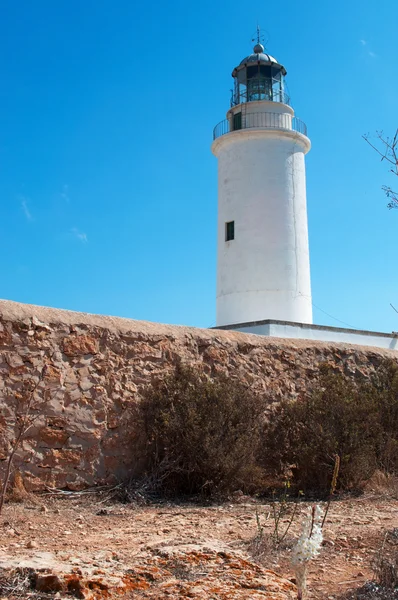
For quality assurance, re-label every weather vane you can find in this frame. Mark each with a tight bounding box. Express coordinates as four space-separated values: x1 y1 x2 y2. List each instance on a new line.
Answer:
251 24 269 49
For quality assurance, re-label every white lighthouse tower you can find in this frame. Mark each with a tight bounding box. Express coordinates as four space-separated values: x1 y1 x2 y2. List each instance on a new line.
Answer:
212 39 312 328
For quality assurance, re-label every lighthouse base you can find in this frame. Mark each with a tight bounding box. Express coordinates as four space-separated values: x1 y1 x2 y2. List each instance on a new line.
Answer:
213 319 398 351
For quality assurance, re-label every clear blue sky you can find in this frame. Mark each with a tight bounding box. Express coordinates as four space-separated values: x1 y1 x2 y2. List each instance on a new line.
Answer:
0 0 397 332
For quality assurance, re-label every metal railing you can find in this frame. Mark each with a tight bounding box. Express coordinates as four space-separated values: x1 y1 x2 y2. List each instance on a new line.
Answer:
212 112 308 141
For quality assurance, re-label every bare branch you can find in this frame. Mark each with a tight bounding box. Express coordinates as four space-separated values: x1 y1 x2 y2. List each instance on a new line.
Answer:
376 129 398 173
0 367 46 514
362 134 395 165
383 186 398 209
364 130 398 209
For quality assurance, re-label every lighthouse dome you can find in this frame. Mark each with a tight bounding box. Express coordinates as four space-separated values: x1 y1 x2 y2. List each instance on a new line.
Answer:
233 44 287 76
238 47 280 68
231 43 288 105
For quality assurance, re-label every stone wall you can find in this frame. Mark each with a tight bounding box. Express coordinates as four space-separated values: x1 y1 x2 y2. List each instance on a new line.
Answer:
0 300 396 491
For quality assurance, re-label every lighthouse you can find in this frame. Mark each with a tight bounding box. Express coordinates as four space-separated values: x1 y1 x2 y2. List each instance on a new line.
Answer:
212 40 312 328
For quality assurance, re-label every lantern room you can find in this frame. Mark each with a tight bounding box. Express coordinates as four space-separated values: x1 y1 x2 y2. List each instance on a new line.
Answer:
231 43 288 106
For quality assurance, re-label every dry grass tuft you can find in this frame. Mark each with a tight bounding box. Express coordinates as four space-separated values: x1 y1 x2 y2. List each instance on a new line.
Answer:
365 471 398 498
0 568 35 599
343 527 398 599
373 528 398 589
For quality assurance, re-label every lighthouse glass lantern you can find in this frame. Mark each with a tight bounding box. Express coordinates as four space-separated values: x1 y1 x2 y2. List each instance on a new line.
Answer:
231 43 288 106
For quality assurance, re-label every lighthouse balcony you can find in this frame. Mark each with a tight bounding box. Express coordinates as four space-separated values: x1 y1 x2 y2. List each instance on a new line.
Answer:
213 112 307 141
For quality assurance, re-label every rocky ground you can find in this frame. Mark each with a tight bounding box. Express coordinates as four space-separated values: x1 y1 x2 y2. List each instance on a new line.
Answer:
0 490 397 599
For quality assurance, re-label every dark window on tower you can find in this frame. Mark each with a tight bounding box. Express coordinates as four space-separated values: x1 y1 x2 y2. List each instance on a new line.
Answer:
225 221 235 241
233 112 242 131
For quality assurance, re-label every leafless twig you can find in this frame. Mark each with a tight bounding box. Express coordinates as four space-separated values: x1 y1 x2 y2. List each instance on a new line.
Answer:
363 129 398 209
0 367 46 514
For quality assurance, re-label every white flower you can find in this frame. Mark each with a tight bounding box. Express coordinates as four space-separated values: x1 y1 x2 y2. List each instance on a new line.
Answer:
292 505 323 565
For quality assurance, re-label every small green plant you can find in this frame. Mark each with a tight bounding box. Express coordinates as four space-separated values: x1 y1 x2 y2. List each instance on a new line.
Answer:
250 481 303 562
269 481 302 546
251 454 339 572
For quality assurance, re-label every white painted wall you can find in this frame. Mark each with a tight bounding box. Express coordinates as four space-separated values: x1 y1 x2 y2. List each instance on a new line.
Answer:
212 103 312 327
227 321 398 351
228 100 294 131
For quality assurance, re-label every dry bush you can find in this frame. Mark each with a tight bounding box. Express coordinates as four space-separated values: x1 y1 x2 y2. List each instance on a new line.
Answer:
137 359 398 499
370 360 398 475
376 555 398 590
140 363 266 496
344 529 398 599
373 529 398 590
261 365 393 495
